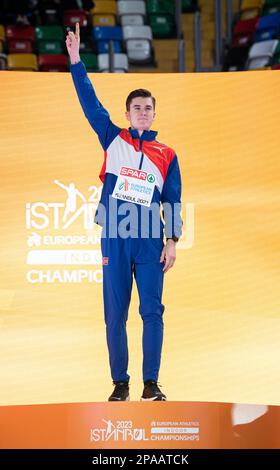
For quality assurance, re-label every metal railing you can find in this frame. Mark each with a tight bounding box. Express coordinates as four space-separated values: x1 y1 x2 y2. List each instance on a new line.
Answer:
176 0 187 72
108 40 114 73
178 39 186 72
194 0 235 72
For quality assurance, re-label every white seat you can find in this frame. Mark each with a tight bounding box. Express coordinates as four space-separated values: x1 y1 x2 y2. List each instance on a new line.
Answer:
248 39 278 59
246 39 278 69
117 1 146 16
120 14 144 26
98 53 129 72
247 57 270 69
123 25 153 62
126 40 151 62
123 25 153 41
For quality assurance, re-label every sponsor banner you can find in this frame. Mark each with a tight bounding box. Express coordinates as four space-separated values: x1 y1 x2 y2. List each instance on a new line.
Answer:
0 401 279 449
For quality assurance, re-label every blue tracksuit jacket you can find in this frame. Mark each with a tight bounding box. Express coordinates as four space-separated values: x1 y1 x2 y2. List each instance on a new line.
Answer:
70 60 183 384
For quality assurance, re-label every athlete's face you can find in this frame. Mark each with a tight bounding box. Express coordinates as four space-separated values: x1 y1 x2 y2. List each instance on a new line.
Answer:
125 97 155 132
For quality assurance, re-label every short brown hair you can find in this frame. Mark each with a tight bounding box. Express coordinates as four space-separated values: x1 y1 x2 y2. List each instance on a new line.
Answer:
126 89 156 111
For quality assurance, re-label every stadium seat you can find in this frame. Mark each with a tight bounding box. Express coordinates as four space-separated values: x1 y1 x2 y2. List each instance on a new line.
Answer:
97 52 129 72
63 9 88 28
147 0 175 15
117 2 146 30
232 17 260 48
240 0 264 20
93 26 123 53
182 0 198 13
38 54 68 72
7 53 38 71
123 25 153 63
92 1 117 15
37 40 63 54
262 0 280 16
246 38 279 68
5 26 35 54
35 26 65 54
254 12 280 41
93 14 116 26
5 25 35 42
79 52 98 71
146 0 175 38
149 13 175 37
8 38 34 53
35 26 64 42
121 14 144 26
91 0 116 26
117 1 146 18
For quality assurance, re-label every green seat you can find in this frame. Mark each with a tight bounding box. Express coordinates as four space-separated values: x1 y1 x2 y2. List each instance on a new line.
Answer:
147 0 175 16
37 40 63 54
80 53 98 71
35 26 64 41
263 0 280 6
182 0 198 13
262 3 280 15
68 53 98 71
36 26 64 54
272 41 280 63
149 14 175 38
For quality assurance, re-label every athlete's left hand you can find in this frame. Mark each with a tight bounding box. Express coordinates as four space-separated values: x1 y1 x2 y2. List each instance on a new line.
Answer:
160 239 176 273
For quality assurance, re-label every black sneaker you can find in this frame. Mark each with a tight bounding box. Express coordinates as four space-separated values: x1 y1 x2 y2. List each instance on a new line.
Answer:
140 380 167 401
108 381 130 402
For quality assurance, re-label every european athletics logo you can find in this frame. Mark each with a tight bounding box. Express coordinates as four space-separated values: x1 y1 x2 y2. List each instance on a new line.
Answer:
118 179 129 191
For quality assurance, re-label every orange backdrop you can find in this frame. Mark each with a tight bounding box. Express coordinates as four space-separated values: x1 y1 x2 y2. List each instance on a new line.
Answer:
0 69 279 406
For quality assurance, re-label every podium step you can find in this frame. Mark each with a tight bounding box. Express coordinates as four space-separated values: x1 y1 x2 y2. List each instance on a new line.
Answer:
0 400 279 449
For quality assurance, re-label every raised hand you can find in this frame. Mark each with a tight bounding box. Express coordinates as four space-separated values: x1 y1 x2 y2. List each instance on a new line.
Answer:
66 22 80 64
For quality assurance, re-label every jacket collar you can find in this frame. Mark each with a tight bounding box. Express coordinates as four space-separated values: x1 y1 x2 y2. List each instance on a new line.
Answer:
128 127 158 142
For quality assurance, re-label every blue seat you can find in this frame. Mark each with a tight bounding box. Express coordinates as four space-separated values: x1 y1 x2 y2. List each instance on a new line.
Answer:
93 26 123 53
254 12 280 41
96 40 122 53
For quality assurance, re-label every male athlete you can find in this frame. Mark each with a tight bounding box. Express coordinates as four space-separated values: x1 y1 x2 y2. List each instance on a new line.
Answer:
66 23 182 401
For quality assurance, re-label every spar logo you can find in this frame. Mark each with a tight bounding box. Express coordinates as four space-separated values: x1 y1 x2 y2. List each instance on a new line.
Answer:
90 419 149 442
120 167 155 183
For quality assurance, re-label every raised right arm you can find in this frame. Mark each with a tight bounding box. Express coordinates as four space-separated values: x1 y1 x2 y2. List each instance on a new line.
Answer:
66 23 121 150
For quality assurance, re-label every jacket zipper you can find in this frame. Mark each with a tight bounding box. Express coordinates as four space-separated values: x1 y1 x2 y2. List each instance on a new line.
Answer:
138 139 144 170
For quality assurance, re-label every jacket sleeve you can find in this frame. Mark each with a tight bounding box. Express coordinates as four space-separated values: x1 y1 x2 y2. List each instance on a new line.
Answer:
70 60 121 150
160 155 183 240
